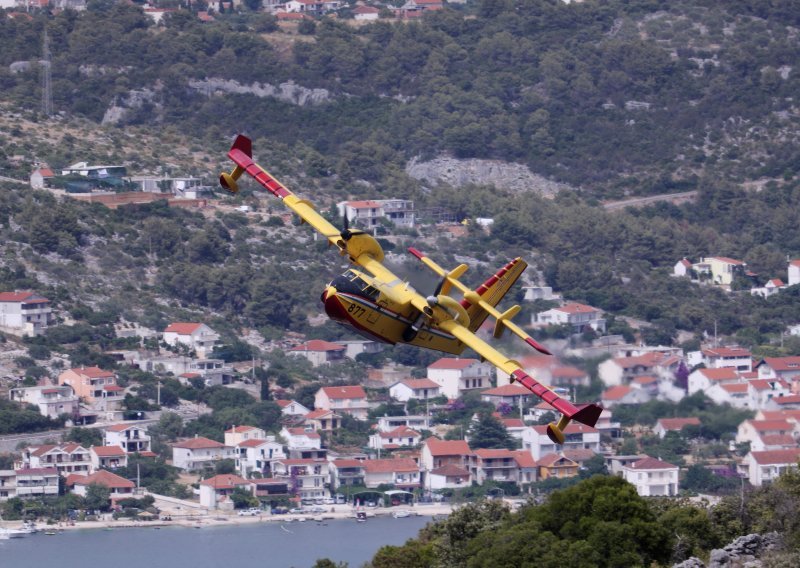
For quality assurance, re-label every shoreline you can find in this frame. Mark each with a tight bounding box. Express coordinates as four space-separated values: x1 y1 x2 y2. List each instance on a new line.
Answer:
5 503 453 534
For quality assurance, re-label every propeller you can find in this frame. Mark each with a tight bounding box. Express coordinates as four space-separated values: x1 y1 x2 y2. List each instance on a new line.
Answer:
426 276 447 308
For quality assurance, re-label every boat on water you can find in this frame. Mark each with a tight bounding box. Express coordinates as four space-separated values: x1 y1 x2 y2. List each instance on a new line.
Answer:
356 512 367 523
392 510 412 518
0 527 27 539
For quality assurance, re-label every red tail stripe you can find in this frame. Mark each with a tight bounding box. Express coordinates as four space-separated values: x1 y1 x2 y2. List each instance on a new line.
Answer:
229 149 291 199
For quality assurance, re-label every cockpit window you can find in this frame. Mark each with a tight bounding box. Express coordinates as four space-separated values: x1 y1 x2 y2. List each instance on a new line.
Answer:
331 271 380 301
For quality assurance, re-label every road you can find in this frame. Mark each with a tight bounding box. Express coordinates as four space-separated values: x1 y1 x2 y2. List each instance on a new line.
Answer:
0 175 27 185
602 190 697 210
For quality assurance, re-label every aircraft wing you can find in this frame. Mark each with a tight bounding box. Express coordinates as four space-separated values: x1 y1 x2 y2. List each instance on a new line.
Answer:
221 135 343 249
438 318 603 444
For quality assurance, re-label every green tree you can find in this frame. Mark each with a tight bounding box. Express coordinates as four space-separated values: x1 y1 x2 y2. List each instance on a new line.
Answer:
467 412 516 450
84 483 111 511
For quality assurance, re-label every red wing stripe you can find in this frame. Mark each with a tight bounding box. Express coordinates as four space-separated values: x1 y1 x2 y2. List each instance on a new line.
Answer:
229 149 291 199
407 247 425 260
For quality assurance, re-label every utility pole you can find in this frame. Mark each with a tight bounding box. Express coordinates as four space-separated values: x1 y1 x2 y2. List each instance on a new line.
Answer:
41 29 53 117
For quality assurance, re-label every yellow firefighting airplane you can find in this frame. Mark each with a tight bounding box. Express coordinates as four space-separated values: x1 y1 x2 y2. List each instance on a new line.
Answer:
220 135 602 443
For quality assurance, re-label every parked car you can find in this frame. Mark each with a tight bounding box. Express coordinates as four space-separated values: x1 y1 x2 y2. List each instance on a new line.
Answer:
270 507 288 515
309 506 327 513
237 508 261 516
289 507 307 514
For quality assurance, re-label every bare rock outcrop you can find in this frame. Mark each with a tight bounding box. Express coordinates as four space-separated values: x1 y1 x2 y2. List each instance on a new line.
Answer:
672 532 782 568
405 155 572 197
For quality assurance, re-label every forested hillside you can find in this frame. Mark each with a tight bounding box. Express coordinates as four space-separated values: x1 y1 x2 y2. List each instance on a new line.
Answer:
1 0 800 352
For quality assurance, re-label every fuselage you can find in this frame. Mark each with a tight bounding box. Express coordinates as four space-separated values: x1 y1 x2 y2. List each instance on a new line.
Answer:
321 269 466 355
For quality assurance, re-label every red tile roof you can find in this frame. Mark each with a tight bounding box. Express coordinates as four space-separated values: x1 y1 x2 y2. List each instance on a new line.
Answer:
473 448 514 459
758 434 796 447
749 448 800 465
632 375 659 385
775 395 800 405
15 467 58 476
344 200 382 209
747 420 794 432
762 357 800 372
430 464 470 476
500 418 525 429
428 358 480 370
627 456 678 470
172 436 226 449
698 367 739 381
363 458 418 473
657 417 701 430
305 409 338 419
551 366 587 378
319 386 366 400
105 423 143 432
290 340 345 352
721 383 749 394
399 378 440 390
199 474 250 489
424 437 471 456
92 445 126 457
512 450 537 468
285 427 321 439
602 385 632 400
702 347 751 358
75 469 135 489
0 291 49 303
237 439 270 448
481 384 531 397
537 453 577 467
380 426 421 439
554 302 599 314
707 256 744 265
164 322 203 334
69 366 115 378
225 425 259 433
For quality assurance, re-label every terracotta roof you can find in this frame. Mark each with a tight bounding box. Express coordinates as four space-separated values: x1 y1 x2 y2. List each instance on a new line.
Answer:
749 379 784 391
319 386 366 400
0 291 49 303
332 459 363 468
481 384 531 397
762 357 800 372
720 383 749 394
275 399 294 408
278 458 326 466
104 385 124 392
363 458 418 473
172 437 226 449
749 448 800 465
759 434 796 447
290 340 345 352
92 445 126 457
657 417 701 430
424 437 471 456
632 375 659 385
180 372 201 378
237 439 271 448
554 302 600 314
698 367 739 381
352 5 379 13
68 366 114 378
512 450 537 468
702 347 751 358
285 428 321 439
164 322 203 334
627 456 678 470
430 464 470 477
537 453 576 467
706 256 744 265
551 366 587 378
305 409 338 419
768 279 785 287
344 200 382 209
428 358 480 370
105 423 143 433
29 444 57 457
199 474 250 489
225 425 259 434
747 420 794 432
602 385 632 400
473 448 514 459
380 426 420 438
398 378 440 390
501 418 525 428
562 448 598 462
775 395 800 405
75 469 135 489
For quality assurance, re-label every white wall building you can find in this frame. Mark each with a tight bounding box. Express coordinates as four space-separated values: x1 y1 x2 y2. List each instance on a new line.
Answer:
0 291 54 337
9 385 79 419
162 322 220 357
622 457 679 496
744 449 800 486
171 437 234 471
389 379 441 402
427 358 492 399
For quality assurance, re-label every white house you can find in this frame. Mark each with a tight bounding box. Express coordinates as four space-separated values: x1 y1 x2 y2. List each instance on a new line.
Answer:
199 474 252 509
673 258 693 277
21 444 91 476
224 425 267 447
90 445 128 471
622 456 679 496
289 340 346 367
687 367 741 395
273 458 329 501
480 384 534 408
757 357 800 392
389 379 441 402
736 419 797 447
275 399 311 417
162 322 220 357
427 358 492 399
329 459 366 492
598 351 682 387
468 449 538 485
171 437 234 471
235 437 286 478
420 438 471 474
532 302 606 333
13 467 59 499
751 278 786 298
701 347 753 372
706 382 752 409
744 449 800 486
0 291 54 337
314 385 369 420
9 385 79 419
303 409 342 432
600 385 651 407
748 379 791 409
376 415 431 433
280 427 322 450
72 469 135 500
363 458 420 490
521 423 601 461
368 426 422 451
428 464 471 490
352 5 380 20
104 423 152 454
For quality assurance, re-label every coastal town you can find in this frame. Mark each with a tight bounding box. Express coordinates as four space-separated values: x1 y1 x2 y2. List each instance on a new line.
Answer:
3 239 800 532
